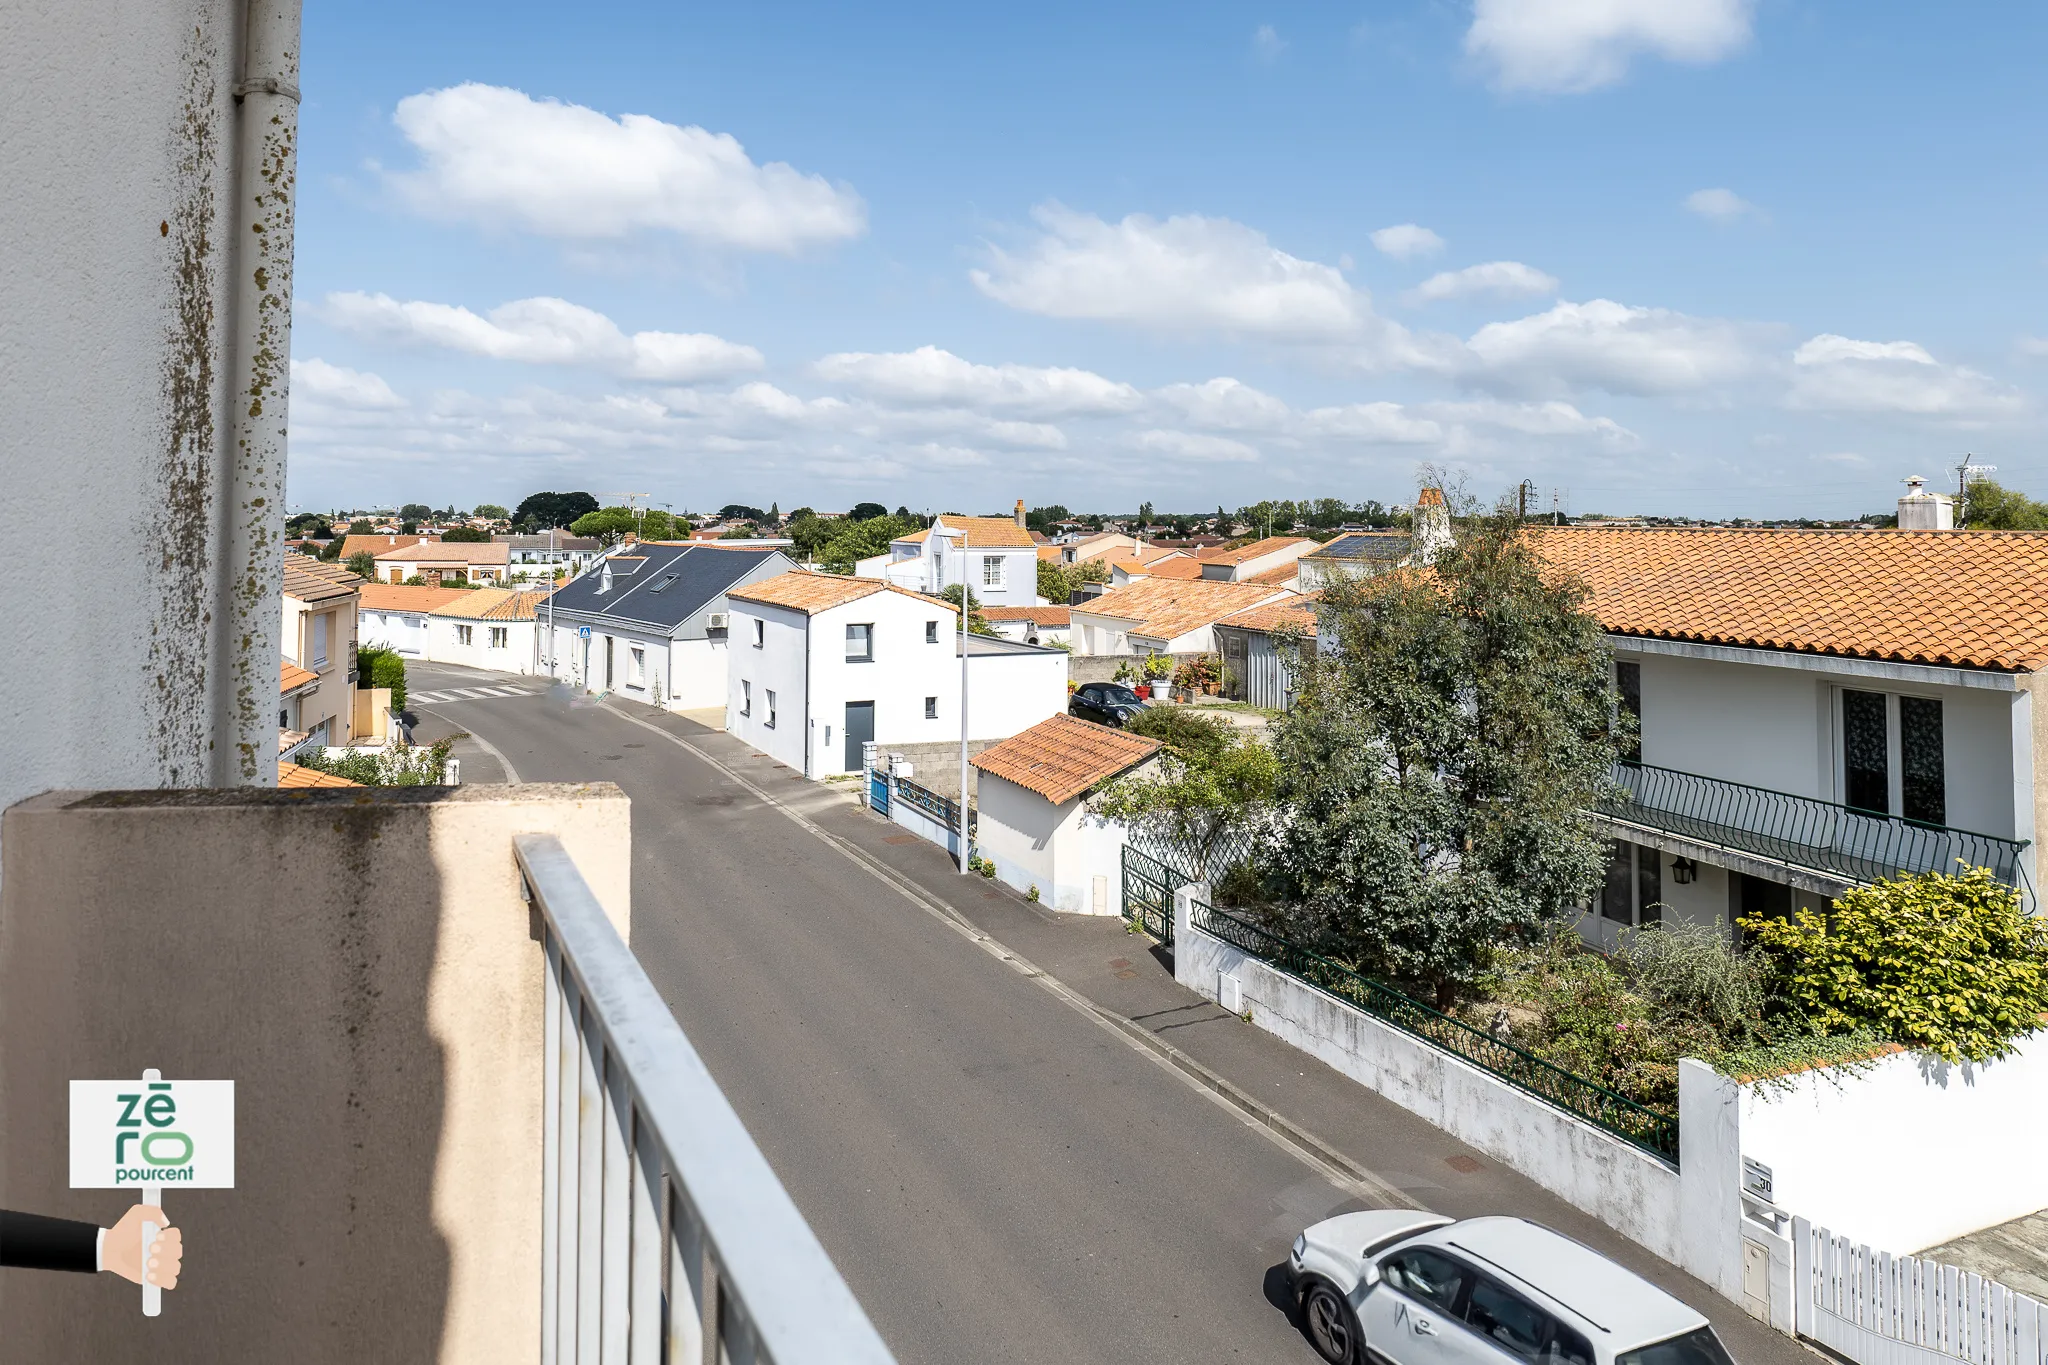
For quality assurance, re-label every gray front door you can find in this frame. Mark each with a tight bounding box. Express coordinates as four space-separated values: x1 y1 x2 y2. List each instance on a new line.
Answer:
844 701 874 771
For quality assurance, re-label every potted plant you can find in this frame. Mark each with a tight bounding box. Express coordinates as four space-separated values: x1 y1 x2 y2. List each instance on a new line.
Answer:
1143 653 1174 701
1173 653 1220 697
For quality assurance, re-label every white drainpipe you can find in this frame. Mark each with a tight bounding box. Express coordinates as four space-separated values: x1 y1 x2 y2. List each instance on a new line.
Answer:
215 0 304 784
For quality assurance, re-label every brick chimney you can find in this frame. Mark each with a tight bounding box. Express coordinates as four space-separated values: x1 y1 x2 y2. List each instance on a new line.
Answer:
1014 498 1026 529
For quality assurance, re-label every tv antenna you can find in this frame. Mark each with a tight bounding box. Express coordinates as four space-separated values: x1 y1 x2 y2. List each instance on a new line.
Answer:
1953 457 1996 526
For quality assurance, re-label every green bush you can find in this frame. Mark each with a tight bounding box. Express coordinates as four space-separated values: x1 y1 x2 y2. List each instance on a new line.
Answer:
1743 866 2048 1062
296 736 456 786
356 645 407 709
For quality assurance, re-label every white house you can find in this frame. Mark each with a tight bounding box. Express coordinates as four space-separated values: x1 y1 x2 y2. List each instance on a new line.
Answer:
981 606 1071 648
725 570 1067 778
371 540 510 586
1193 535 1316 584
1532 519 2048 947
864 504 1041 608
424 589 550 675
545 544 795 711
280 555 363 752
971 714 1162 914
496 533 604 583
1070 577 1295 656
357 582 471 657
1294 530 1416 590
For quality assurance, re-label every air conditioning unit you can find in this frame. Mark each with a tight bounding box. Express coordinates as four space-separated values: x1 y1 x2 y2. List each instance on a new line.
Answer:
706 612 730 630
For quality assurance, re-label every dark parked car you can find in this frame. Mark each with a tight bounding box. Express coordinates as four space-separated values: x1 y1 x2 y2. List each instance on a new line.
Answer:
1069 682 1149 727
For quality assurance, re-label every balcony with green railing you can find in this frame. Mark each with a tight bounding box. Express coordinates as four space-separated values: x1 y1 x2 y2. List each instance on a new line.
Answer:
1596 760 2032 901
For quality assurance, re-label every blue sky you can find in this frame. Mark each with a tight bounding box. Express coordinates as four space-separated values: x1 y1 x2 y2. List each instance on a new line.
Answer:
287 1 2048 519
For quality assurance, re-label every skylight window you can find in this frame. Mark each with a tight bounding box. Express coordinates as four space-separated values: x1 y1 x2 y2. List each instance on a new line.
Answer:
648 573 679 593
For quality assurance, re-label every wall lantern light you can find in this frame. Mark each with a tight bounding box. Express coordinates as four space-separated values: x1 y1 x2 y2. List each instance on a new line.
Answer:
1670 857 1698 885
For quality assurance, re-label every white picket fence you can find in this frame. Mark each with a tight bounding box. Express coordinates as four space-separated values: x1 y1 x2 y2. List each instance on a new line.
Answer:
1796 1218 2048 1365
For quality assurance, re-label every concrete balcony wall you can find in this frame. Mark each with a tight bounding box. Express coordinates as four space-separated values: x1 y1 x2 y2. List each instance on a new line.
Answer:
0 783 629 1364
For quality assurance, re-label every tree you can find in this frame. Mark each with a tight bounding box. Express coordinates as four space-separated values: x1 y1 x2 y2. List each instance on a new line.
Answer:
784 510 832 558
1026 504 1070 534
400 503 432 521
441 524 490 543
1264 495 1622 1007
346 519 373 534
936 584 998 635
570 507 640 544
1037 558 1071 605
1138 500 1155 526
286 512 331 538
719 503 766 523
848 501 888 522
318 536 346 561
514 491 599 531
1963 479 2048 530
1743 866 2048 1062
768 502 780 524
345 551 378 580
1092 708 1279 878
816 514 921 573
473 503 509 520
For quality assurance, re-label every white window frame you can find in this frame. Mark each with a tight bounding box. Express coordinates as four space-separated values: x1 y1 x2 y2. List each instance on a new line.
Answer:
312 612 330 668
765 689 777 729
455 624 473 647
982 555 1004 588
753 618 765 648
741 680 751 716
629 646 646 687
846 623 874 662
488 626 508 649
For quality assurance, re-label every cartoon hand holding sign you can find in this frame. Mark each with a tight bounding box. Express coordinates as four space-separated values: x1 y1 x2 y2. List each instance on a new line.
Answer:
66 1069 233 1314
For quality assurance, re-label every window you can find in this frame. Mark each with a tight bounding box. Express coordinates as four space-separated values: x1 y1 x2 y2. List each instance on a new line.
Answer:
455 624 473 647
1463 1278 1552 1363
1901 696 1945 825
740 680 751 716
312 612 330 668
926 620 939 644
1615 660 1642 762
1380 1248 1467 1313
982 555 1004 587
925 696 938 719
1840 690 1946 824
488 627 508 649
629 647 646 687
1617 1328 1737 1365
1599 840 1661 926
753 618 765 648
1842 689 1888 814
846 623 873 661
765 689 777 729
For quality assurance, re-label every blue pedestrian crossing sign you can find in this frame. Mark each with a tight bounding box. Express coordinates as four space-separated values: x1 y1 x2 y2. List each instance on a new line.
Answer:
578 626 591 638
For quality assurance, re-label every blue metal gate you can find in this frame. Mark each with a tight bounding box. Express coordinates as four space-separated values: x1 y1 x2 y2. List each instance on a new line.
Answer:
868 768 891 816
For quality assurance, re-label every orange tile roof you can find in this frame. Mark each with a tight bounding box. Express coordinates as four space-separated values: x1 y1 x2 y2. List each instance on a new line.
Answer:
1113 555 1204 580
1074 578 1292 642
1416 487 1446 508
281 660 319 694
934 514 1036 548
278 762 363 789
429 588 551 621
373 541 510 564
1530 526 2048 671
982 606 1071 626
1196 535 1315 567
727 569 958 616
1036 545 1064 562
972 714 1160 805
359 582 470 613
338 533 429 559
282 555 362 603
895 528 932 544
1243 560 1302 586
1218 597 1319 636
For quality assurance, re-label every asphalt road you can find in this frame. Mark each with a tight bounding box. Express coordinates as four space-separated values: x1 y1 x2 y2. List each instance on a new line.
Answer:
405 662 1815 1365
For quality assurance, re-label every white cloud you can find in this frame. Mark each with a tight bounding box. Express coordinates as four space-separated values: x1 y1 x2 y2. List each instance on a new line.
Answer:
1811 451 1867 466
1370 223 1446 261
1300 403 1445 445
2016 336 2048 358
811 346 1141 416
973 204 1374 342
1423 398 1636 445
1132 430 1262 463
1464 298 1757 396
1787 334 2025 419
1253 25 1287 61
1407 260 1560 304
1466 0 1755 94
323 291 763 382
291 358 405 409
1684 187 1760 221
1150 377 1296 431
387 83 865 252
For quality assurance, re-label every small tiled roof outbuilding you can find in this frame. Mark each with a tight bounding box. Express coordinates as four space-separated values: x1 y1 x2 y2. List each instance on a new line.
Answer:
728 569 956 616
972 714 1160 806
282 555 362 603
1531 526 2048 672
1076 578 1291 642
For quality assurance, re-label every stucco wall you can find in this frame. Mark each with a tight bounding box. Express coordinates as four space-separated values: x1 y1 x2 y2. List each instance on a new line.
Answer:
976 773 1063 897
430 616 538 676
964 649 1067 744
0 783 629 1364
727 601 810 775
1737 1031 2048 1254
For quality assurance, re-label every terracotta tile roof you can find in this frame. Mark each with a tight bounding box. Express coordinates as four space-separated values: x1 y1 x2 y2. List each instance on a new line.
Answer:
1036 545 1065 561
277 728 310 754
972 714 1160 805
1416 487 1446 508
727 569 958 616
338 533 429 558
982 606 1071 626
281 660 319 694
1243 560 1302 586
1196 536 1314 567
895 528 932 544
1074 578 1291 642
282 555 362 603
1530 526 2048 671
359 583 469 613
1113 555 1204 580
934 514 1036 548
373 541 510 565
277 762 363 788
429 588 551 621
1218 596 1319 636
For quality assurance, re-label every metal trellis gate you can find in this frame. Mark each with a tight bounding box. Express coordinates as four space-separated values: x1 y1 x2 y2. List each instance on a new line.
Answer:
1121 844 1184 945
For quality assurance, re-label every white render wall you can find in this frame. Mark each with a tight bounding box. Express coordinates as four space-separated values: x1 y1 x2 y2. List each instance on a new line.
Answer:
727 602 813 774
965 651 1068 743
362 610 432 658
1737 1031 2048 1255
427 617 538 676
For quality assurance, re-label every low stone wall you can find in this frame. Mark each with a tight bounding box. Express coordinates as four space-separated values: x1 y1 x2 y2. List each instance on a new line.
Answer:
1069 652 1205 686
870 739 1001 800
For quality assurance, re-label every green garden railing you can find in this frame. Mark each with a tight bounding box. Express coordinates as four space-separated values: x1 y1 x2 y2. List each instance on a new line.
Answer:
1188 900 1681 1163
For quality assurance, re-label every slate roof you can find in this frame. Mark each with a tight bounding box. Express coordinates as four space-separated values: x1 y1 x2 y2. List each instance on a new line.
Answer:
1307 531 1413 562
547 545 793 631
1196 535 1314 567
1530 526 2048 672
1074 578 1290 641
282 556 362 604
430 588 551 621
727 569 955 616
359 583 469 613
972 714 1160 805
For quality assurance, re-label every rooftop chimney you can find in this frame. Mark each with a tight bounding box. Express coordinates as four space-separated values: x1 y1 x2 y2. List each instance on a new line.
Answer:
1897 475 1953 530
1414 486 1453 562
1014 498 1027 528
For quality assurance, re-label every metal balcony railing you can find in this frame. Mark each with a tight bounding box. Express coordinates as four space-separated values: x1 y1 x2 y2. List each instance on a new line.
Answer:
516 834 895 1365
1598 761 2031 898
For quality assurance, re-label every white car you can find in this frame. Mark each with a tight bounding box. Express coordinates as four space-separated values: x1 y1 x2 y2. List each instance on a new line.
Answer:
1288 1212 1739 1365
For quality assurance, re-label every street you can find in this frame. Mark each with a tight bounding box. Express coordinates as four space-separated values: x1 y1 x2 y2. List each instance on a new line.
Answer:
406 661 1814 1365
